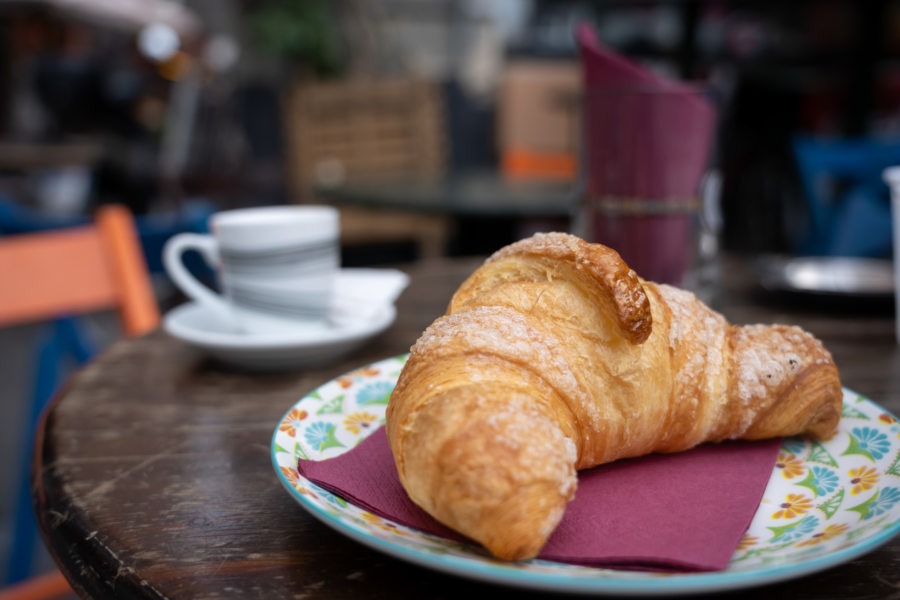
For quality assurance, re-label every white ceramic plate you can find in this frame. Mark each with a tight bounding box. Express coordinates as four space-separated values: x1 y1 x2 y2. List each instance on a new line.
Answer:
271 356 900 595
164 269 406 371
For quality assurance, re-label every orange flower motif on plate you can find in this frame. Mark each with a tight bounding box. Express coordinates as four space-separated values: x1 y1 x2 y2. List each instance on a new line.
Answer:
772 494 814 519
344 412 379 435
736 535 758 550
279 408 308 436
282 466 315 497
796 523 849 547
280 465 300 485
848 466 879 495
775 453 805 479
360 511 408 536
337 367 381 388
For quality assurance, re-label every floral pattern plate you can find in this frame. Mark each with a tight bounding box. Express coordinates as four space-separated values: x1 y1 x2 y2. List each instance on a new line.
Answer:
271 356 900 596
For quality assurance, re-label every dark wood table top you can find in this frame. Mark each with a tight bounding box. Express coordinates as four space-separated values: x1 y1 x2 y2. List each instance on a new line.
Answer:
33 255 900 599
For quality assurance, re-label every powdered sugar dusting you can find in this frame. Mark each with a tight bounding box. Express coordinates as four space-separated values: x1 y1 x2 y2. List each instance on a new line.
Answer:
411 306 588 414
656 284 727 397
486 231 577 264
482 401 577 496
733 325 807 400
726 323 830 435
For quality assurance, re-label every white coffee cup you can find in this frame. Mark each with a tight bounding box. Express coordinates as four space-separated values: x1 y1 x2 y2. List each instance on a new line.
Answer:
164 205 340 334
882 167 900 344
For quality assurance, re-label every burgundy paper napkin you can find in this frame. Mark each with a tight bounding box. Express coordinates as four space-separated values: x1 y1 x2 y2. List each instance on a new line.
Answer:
298 426 781 572
576 23 716 284
576 22 716 200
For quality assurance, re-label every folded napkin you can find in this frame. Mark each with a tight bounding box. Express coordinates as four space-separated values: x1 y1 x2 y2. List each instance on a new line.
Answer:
298 426 781 572
576 23 716 284
331 269 410 321
577 23 715 200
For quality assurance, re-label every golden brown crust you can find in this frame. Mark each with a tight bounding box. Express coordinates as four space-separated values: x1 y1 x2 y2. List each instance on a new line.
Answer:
386 232 842 562
456 232 653 344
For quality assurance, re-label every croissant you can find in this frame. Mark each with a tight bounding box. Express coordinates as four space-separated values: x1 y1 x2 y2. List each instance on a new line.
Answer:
385 232 841 562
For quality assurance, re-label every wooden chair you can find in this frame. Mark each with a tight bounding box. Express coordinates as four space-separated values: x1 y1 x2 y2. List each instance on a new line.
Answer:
283 78 454 260
0 204 160 598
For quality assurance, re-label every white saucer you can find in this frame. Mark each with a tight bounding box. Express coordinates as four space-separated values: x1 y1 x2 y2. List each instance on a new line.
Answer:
163 269 406 371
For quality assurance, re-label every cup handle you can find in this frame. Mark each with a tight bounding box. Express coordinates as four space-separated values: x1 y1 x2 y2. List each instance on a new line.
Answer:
163 233 232 321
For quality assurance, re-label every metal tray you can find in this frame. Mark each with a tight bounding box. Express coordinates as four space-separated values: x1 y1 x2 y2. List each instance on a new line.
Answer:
756 256 894 298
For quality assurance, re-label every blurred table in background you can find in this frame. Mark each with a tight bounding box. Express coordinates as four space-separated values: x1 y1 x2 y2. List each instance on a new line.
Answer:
0 142 104 171
316 171 576 258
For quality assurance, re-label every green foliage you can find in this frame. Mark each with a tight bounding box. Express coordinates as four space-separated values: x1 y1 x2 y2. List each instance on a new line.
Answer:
250 0 343 76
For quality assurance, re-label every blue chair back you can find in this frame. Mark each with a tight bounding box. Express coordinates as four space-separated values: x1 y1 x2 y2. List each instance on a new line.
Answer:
0 197 215 272
792 136 896 258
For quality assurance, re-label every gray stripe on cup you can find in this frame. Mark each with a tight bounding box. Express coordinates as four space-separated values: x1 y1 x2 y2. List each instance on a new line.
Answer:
220 240 335 264
225 259 335 277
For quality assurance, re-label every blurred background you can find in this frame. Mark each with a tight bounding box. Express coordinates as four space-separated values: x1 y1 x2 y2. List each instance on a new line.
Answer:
1 0 899 586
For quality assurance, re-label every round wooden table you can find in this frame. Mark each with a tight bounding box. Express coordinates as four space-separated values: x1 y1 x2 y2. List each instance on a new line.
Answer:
33 256 900 599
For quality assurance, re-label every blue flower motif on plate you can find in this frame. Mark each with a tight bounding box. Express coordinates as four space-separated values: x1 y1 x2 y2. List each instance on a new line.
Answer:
847 427 892 461
810 466 840 496
867 487 900 520
770 515 820 543
356 381 394 405
304 421 344 452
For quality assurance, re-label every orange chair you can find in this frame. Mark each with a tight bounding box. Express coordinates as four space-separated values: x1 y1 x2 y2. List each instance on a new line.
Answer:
0 204 159 334
0 204 160 598
0 572 75 600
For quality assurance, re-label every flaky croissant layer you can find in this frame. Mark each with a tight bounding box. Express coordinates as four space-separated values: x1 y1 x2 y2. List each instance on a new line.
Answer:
385 232 841 561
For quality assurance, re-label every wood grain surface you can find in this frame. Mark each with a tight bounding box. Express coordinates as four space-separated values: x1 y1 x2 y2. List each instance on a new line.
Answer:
33 256 900 599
